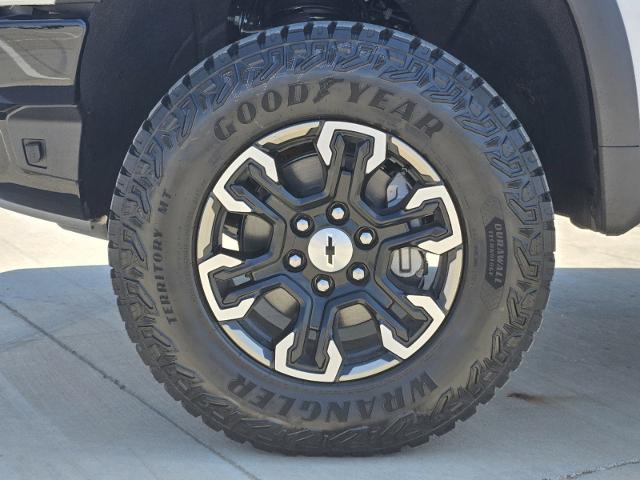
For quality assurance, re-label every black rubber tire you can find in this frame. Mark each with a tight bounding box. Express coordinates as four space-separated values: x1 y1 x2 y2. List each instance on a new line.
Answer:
108 21 555 456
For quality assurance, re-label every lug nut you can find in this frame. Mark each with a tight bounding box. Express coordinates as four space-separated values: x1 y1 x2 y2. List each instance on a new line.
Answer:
287 252 304 270
314 276 333 294
329 204 347 223
358 229 375 247
295 217 312 234
350 265 367 283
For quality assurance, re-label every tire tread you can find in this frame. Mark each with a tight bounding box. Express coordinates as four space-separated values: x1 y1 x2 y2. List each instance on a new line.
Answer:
108 21 555 456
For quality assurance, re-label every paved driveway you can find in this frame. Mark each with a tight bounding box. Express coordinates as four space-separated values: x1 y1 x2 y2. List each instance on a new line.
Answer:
0 208 638 480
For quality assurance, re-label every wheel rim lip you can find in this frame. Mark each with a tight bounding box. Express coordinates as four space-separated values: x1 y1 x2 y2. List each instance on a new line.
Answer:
194 120 464 383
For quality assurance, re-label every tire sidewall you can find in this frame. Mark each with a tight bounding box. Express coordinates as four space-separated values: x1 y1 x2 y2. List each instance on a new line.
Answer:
110 22 553 448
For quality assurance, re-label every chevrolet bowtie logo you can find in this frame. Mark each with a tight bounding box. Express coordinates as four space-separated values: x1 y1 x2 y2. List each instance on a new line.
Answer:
325 236 336 265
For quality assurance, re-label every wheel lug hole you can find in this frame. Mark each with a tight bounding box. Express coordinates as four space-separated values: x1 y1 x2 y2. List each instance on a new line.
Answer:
313 275 334 295
349 264 369 284
357 228 377 249
285 251 305 271
293 215 313 236
328 203 348 224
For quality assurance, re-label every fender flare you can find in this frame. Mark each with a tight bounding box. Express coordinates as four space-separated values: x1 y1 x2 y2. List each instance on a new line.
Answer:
567 0 640 234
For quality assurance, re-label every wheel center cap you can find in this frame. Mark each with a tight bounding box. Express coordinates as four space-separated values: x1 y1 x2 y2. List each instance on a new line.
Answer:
308 228 353 273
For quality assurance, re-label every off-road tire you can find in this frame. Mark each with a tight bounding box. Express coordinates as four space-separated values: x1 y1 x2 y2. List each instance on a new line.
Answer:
108 21 555 455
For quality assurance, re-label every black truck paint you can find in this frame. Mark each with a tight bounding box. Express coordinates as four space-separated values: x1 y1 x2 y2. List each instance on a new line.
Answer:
0 0 638 237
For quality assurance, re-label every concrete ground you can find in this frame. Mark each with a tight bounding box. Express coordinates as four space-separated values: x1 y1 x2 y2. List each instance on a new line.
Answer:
0 208 638 480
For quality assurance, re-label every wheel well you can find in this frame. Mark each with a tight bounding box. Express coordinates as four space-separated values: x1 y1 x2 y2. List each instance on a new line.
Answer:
79 0 597 228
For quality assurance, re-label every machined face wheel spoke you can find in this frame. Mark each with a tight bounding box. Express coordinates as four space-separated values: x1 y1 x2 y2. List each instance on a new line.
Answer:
405 185 463 255
226 184 289 229
196 121 464 383
199 249 285 319
380 295 446 359
348 290 412 344
213 252 280 282
379 223 451 255
241 162 318 214
316 121 388 174
198 254 256 322
213 147 279 214
283 298 324 365
355 198 441 235
367 271 431 323
275 331 343 383
346 153 422 231
274 290 345 382
372 223 458 323
224 274 299 311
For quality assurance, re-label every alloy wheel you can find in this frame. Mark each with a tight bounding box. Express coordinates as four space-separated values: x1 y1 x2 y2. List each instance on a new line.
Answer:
196 121 463 382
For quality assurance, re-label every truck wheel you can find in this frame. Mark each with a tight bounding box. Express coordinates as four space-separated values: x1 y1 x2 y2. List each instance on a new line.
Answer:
109 22 554 455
